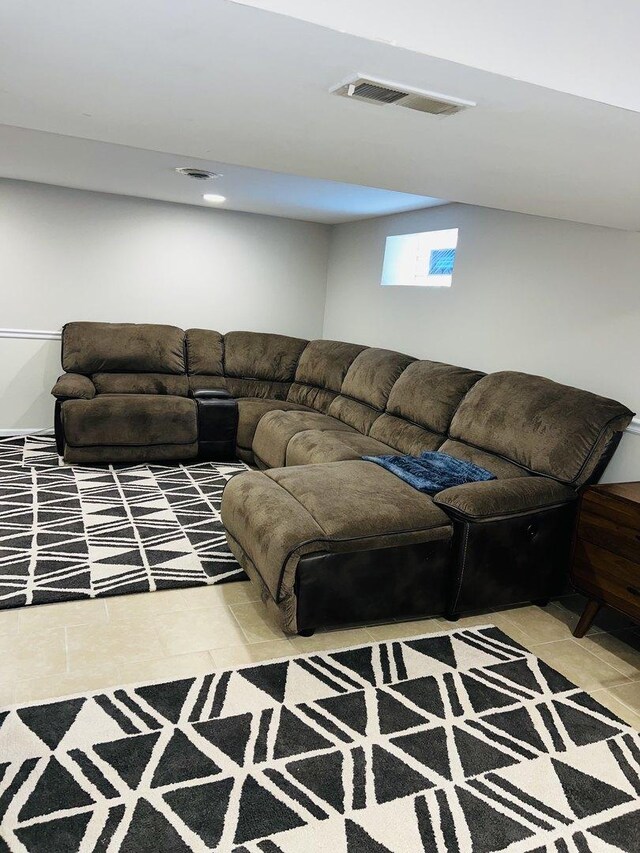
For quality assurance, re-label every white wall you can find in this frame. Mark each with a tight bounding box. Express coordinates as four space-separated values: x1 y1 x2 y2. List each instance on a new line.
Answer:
235 0 640 112
0 179 330 431
323 203 640 482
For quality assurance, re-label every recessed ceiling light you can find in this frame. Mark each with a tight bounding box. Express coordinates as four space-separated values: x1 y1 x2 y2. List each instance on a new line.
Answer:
203 194 226 204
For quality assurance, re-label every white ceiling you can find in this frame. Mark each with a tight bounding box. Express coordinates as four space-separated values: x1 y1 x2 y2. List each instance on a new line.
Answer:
0 126 444 223
232 0 640 113
1 0 639 230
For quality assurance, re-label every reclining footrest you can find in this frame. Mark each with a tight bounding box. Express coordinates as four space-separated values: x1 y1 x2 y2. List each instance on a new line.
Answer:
221 461 453 634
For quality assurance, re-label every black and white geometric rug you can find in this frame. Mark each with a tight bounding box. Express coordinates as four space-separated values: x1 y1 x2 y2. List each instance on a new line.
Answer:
0 435 247 611
0 626 638 852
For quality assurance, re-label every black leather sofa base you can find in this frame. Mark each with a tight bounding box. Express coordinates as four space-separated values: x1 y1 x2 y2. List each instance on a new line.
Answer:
445 503 576 618
295 539 452 634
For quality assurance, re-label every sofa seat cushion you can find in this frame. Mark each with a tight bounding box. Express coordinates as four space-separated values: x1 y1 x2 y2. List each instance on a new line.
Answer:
285 429 396 466
236 398 313 451
252 410 355 468
62 394 197 448
221 460 452 608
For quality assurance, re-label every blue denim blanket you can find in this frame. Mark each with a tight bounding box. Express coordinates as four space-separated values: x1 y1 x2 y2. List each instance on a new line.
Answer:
362 450 496 494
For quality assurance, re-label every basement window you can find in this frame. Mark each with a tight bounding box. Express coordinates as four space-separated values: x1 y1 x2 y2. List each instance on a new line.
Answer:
381 228 459 287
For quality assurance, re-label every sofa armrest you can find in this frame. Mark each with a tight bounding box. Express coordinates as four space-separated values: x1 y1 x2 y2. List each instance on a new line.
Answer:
432 476 578 522
192 388 232 400
51 373 96 400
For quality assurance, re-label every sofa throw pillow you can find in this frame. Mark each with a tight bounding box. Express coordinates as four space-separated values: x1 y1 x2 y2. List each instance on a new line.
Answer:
362 450 496 494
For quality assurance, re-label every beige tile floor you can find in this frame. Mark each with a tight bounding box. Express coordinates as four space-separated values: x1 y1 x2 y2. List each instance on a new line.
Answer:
0 583 638 729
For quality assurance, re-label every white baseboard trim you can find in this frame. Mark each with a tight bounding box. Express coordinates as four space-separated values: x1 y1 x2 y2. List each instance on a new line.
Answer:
0 429 54 437
627 416 640 436
0 328 61 340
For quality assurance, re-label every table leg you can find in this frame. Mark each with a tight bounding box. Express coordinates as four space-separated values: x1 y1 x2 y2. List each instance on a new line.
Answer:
573 598 601 638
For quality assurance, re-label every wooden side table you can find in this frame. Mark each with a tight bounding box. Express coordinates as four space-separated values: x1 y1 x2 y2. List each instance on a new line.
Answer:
570 481 640 637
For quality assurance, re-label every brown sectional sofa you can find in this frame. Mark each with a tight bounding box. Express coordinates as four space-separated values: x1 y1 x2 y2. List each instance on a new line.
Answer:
52 322 634 634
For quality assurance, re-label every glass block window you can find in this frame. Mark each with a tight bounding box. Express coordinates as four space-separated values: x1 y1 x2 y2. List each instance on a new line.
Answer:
429 248 456 276
381 228 459 287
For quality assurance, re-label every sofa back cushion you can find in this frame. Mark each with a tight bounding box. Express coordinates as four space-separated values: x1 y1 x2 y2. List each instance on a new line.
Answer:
388 361 484 433
449 371 634 486
328 348 415 433
287 340 366 413
93 373 189 396
224 331 308 382
369 360 484 453
185 329 224 376
63 322 186 374
185 329 307 400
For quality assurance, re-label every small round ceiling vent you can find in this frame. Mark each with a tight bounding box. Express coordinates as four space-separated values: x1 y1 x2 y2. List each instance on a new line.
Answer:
175 167 222 180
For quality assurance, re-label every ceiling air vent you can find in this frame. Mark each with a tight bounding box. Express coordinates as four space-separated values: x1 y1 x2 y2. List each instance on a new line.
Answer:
331 75 475 117
175 167 222 180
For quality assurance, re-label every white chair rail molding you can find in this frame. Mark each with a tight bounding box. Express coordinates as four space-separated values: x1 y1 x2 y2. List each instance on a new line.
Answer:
0 327 62 340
